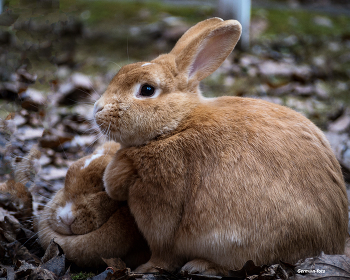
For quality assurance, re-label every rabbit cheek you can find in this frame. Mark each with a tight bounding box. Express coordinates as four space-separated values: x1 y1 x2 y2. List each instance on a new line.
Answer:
69 195 115 234
89 193 120 225
70 210 96 235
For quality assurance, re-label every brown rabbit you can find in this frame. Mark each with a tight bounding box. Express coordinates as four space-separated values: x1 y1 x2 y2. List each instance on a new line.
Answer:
93 18 348 275
38 142 150 268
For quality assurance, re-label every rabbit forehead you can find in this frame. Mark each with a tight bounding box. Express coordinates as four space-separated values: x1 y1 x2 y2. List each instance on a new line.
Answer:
64 156 110 194
106 61 175 96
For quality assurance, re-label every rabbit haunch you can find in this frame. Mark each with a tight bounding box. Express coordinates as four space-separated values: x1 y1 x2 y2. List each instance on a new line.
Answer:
38 142 150 268
94 18 348 275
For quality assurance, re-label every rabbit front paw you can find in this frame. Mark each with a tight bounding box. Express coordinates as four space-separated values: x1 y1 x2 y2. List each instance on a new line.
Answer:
134 258 179 273
104 152 137 201
181 259 228 276
134 261 160 273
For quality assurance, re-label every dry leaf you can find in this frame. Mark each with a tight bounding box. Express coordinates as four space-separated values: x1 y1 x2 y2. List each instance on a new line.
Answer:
291 253 350 279
41 254 66 277
41 239 65 264
228 260 267 279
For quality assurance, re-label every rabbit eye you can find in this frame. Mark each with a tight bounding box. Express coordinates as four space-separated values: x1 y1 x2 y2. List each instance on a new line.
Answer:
140 84 155 97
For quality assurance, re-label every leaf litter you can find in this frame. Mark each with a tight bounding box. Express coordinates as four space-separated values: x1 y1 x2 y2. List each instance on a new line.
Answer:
1 0 350 279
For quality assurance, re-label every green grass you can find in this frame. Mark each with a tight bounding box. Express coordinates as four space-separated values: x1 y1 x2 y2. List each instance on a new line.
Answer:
252 8 350 37
6 0 213 32
59 0 213 26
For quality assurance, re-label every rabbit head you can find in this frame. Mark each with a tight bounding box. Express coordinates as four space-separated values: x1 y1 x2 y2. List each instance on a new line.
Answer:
94 18 241 147
93 18 348 276
38 142 150 268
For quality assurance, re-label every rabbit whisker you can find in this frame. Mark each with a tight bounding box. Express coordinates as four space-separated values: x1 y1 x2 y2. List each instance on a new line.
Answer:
36 217 52 223
59 142 68 160
99 122 112 167
88 84 100 100
107 60 122 70
35 193 52 201
36 202 54 209
35 197 60 208
16 226 49 251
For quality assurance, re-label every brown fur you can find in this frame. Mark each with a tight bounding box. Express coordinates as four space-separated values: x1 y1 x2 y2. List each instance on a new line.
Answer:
0 180 33 222
94 18 348 275
38 142 150 268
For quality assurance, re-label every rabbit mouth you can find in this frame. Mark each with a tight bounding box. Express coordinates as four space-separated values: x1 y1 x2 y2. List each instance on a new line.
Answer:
94 115 123 143
97 121 122 142
49 216 74 235
94 102 131 132
95 111 121 135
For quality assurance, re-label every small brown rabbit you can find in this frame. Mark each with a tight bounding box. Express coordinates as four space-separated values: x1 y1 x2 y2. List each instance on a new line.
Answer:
93 18 348 275
38 142 150 268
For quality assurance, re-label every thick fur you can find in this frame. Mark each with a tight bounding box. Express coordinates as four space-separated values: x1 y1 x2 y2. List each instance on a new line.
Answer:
0 179 33 223
38 142 150 268
94 18 348 275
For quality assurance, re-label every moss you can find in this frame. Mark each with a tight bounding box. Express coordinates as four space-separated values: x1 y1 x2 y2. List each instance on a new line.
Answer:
71 272 95 280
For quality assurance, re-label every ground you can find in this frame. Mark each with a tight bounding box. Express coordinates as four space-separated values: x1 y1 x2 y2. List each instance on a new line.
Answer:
1 0 350 279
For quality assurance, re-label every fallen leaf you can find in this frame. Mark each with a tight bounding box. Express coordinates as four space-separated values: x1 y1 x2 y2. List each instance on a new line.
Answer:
105 269 130 280
17 68 37 84
41 254 66 277
40 167 68 181
260 263 289 280
89 268 114 280
60 267 73 280
56 73 93 106
41 239 65 264
7 240 41 266
228 260 267 279
19 88 46 112
16 126 44 141
0 265 15 280
30 267 58 280
40 128 74 149
0 215 20 243
291 253 350 279
14 260 36 279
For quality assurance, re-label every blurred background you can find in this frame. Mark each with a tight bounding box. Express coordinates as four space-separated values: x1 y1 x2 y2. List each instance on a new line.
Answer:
1 0 350 202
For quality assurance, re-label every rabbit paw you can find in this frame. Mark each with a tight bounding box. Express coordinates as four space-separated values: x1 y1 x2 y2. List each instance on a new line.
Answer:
104 152 136 201
134 261 160 273
135 259 179 273
181 259 228 276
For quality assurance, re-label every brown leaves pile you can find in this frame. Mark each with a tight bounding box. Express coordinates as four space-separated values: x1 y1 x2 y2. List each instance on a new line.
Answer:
0 179 70 279
86 255 350 280
0 238 72 280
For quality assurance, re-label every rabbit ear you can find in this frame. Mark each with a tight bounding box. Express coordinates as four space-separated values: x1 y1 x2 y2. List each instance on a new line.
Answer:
170 17 224 56
171 18 242 82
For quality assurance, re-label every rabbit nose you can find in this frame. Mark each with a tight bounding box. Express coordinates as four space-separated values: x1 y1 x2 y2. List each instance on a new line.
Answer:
94 101 104 115
58 213 75 226
57 203 76 226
